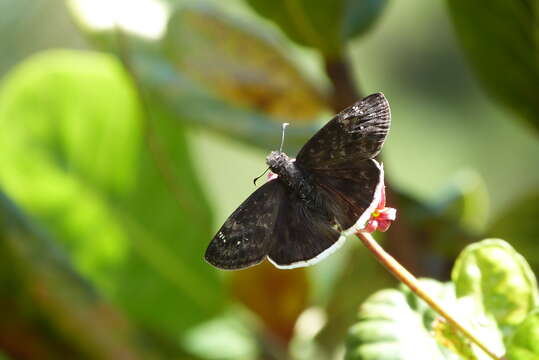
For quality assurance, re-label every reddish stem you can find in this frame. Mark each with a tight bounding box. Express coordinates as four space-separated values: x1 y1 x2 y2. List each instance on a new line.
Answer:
356 231 503 360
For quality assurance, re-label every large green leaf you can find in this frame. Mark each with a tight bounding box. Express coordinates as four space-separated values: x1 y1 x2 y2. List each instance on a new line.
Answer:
165 7 327 121
245 0 388 57
345 279 459 360
452 239 539 335
0 50 224 336
506 308 539 360
133 53 319 153
66 3 322 151
0 191 201 359
345 278 505 360
446 0 539 132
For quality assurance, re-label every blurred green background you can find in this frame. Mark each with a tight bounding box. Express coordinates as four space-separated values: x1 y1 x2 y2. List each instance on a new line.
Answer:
0 0 537 359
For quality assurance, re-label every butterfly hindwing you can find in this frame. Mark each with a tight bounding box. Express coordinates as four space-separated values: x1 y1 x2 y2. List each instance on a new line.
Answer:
268 192 344 269
312 159 383 232
296 93 390 169
267 160 383 268
205 180 285 270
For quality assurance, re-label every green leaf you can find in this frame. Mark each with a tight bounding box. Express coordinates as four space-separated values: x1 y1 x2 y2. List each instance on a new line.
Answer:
452 239 539 334
314 241 394 355
345 278 505 359
0 191 201 359
431 295 505 360
446 0 539 132
431 316 479 360
0 50 224 336
245 0 388 56
67 4 321 151
506 308 539 360
345 279 457 360
136 55 319 157
165 7 327 121
488 191 539 267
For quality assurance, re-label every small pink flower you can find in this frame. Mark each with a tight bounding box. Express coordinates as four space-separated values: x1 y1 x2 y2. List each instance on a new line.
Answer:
362 185 397 233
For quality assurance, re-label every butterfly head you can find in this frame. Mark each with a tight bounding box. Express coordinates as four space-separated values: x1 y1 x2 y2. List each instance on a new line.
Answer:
266 151 302 190
266 151 290 173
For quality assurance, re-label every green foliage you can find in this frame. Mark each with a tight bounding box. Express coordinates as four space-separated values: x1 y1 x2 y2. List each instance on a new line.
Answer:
0 50 224 336
134 52 317 152
452 239 538 334
346 239 539 359
345 280 458 360
246 0 388 56
447 0 539 132
165 7 327 120
0 191 179 359
506 309 539 360
313 241 395 355
0 0 538 359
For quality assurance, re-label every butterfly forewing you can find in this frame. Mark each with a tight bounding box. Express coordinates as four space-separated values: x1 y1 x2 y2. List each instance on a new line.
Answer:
205 180 285 270
296 93 390 169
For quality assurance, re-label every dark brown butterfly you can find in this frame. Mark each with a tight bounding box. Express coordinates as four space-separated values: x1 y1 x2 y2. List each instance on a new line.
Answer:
205 93 391 270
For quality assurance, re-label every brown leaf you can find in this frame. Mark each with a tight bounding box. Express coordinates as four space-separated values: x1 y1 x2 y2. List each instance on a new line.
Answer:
165 8 328 121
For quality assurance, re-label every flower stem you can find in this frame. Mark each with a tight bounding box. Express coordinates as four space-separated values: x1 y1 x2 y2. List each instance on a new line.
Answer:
356 231 503 360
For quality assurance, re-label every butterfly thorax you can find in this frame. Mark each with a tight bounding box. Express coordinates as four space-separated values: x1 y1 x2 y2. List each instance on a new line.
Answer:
266 151 313 200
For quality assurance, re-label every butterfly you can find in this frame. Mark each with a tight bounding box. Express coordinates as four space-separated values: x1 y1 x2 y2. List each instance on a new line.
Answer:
205 93 391 270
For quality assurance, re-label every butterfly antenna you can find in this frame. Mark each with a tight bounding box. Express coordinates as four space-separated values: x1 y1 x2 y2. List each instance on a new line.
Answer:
279 123 289 152
253 167 270 186
253 123 289 186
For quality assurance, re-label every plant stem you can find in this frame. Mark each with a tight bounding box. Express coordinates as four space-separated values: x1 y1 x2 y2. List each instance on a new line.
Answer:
355 231 503 360
324 54 427 276
324 57 362 111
